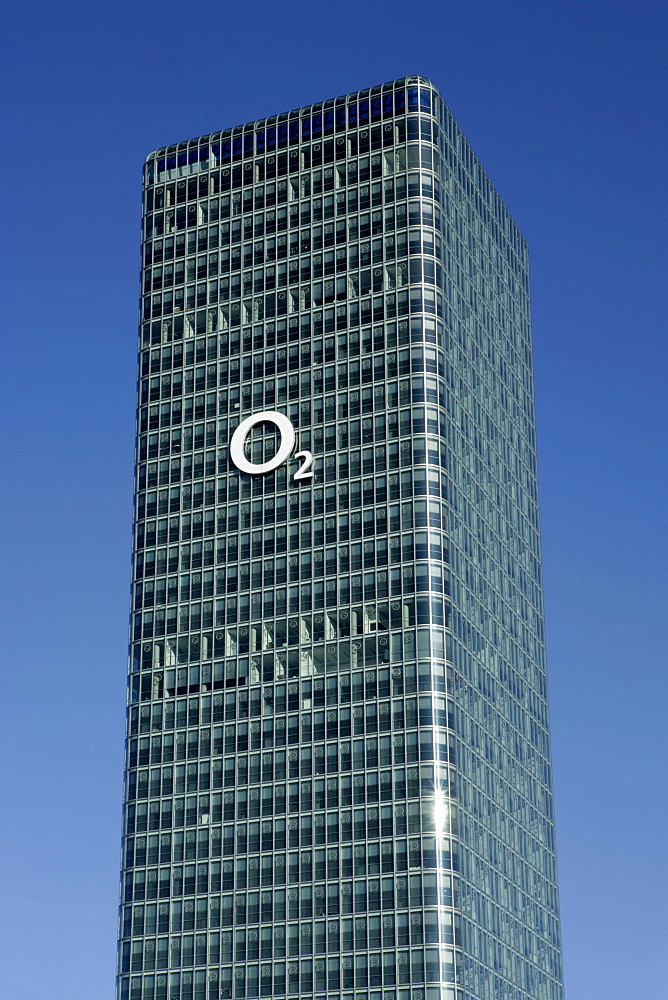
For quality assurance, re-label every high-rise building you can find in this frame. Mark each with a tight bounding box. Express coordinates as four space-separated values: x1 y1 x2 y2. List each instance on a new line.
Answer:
119 77 564 1000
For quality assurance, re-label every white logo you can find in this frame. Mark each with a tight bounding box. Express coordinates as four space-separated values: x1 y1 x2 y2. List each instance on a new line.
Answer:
229 411 314 479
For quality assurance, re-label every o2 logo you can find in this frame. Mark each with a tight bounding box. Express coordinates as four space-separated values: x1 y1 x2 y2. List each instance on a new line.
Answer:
229 411 314 480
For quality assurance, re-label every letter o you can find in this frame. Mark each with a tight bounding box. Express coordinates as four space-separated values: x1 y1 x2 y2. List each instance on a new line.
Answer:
229 411 295 475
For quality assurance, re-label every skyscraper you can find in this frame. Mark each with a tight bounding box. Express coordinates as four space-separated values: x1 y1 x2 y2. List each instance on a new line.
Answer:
120 77 564 1000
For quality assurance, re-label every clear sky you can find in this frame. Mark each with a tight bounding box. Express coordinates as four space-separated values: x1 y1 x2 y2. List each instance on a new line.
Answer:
0 2 666 997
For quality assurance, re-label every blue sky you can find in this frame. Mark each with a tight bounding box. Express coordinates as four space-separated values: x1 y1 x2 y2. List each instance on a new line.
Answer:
0 2 666 997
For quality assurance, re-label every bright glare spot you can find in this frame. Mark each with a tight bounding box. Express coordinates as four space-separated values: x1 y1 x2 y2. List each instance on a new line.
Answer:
434 788 449 836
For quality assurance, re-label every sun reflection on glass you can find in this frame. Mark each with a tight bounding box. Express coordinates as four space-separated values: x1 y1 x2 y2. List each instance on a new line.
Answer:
434 787 449 837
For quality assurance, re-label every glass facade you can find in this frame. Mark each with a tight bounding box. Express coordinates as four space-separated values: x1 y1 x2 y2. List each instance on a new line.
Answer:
119 77 564 1000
